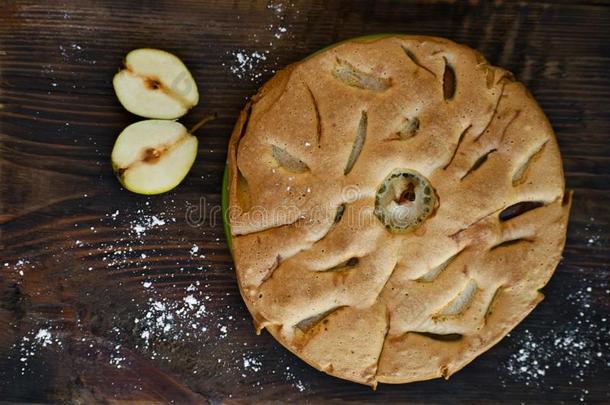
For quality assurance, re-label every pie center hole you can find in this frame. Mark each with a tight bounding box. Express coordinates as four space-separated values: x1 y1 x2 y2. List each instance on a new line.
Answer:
374 169 437 233
398 182 416 204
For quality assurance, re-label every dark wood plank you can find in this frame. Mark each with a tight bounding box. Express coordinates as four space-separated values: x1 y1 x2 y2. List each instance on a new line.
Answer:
1 0 609 403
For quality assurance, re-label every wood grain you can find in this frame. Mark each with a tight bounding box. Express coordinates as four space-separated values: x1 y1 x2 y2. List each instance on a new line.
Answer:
1 0 609 403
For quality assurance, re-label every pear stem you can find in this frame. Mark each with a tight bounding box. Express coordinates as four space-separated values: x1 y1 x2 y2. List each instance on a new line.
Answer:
189 113 218 134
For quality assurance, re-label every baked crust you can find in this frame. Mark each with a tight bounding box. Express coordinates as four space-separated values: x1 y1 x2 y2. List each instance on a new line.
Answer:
227 35 571 386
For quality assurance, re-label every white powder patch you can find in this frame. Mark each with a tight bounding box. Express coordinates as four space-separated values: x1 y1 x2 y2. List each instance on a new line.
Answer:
10 327 62 375
58 43 97 65
587 235 600 246
12 188 244 381
284 365 308 392
225 1 296 82
189 244 205 258
130 215 167 236
67 199 220 367
109 344 126 369
34 329 53 347
266 1 295 41
584 216 603 247
294 379 306 392
243 354 263 372
4 258 33 278
83 200 217 362
74 203 178 272
226 50 269 81
183 294 200 309
501 280 609 402
132 224 146 235
267 2 285 13
133 283 210 358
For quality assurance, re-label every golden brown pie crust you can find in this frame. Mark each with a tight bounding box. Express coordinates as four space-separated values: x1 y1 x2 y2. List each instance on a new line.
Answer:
227 35 571 387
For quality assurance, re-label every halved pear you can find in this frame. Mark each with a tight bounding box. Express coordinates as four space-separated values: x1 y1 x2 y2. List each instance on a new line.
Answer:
113 48 199 119
111 120 198 195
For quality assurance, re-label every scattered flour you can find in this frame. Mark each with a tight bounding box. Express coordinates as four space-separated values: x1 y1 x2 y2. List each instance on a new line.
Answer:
587 235 600 246
218 324 228 338
265 2 296 41
501 280 609 402
284 365 308 392
584 217 603 247
3 258 33 278
243 354 263 372
133 283 209 356
34 329 54 347
267 2 286 14
109 345 126 369
225 1 296 82
130 214 168 236
10 328 62 375
226 50 269 81
58 43 97 65
189 244 205 258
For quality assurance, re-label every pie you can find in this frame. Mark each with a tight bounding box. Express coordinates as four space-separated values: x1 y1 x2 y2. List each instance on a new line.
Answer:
225 35 571 387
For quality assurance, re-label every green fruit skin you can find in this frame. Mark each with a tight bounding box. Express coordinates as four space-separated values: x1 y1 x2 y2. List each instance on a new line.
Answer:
221 164 232 253
222 34 402 252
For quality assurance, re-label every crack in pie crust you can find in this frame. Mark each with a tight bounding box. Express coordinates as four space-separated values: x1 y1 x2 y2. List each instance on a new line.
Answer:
226 35 571 387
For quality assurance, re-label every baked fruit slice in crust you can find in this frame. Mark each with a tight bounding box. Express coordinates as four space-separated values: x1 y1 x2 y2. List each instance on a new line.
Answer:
225 35 572 387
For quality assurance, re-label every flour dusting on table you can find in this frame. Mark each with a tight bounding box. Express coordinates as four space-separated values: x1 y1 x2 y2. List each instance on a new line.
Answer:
225 1 297 82
501 275 609 402
10 328 62 375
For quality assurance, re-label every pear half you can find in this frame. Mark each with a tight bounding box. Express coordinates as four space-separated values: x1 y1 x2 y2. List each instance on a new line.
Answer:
113 48 199 119
111 120 198 195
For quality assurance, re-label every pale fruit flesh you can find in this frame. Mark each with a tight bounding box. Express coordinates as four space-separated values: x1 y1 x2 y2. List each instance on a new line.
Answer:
113 48 199 119
111 120 198 195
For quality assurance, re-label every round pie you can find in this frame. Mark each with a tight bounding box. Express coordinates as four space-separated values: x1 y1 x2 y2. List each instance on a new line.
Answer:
225 35 571 387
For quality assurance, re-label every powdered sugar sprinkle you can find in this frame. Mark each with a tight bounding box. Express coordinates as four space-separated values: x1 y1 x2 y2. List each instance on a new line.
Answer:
501 278 609 402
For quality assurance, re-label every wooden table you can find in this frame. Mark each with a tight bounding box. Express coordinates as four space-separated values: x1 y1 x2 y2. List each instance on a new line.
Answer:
1 1 609 403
